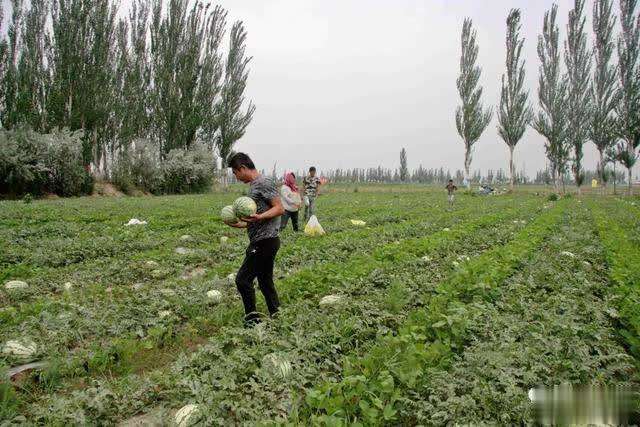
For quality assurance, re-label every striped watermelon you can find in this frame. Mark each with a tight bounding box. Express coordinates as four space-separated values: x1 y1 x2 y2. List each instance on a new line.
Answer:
220 205 238 224
233 196 257 218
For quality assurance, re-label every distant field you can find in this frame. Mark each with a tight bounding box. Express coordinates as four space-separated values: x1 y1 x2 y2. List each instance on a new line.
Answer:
1 186 638 424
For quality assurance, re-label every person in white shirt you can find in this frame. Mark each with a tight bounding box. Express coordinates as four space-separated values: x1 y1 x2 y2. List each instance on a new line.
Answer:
280 172 302 231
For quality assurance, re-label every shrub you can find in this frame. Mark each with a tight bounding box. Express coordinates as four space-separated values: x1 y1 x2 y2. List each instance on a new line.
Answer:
0 127 49 196
547 193 559 201
111 140 162 195
111 151 135 194
42 129 92 197
129 139 163 194
162 143 216 194
0 127 91 197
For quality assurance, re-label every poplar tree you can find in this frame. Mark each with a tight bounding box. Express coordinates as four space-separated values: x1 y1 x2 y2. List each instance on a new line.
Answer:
497 9 533 191
533 4 570 192
456 18 492 189
616 0 640 195
590 0 620 192
564 0 592 194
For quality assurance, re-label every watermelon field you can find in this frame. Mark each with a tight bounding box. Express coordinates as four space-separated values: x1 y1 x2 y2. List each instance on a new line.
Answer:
1 186 639 425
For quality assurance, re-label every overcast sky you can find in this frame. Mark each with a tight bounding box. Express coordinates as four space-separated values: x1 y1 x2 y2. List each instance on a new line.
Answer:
212 0 639 177
3 0 638 178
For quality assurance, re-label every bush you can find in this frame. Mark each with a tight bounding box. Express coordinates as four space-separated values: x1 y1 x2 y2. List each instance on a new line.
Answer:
111 152 134 194
0 127 49 196
162 143 216 194
42 129 93 197
111 140 162 195
547 193 559 201
0 127 91 197
130 140 163 194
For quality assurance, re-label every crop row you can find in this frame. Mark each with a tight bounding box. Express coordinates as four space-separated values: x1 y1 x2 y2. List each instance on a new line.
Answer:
589 199 640 360
302 200 565 424
402 203 637 424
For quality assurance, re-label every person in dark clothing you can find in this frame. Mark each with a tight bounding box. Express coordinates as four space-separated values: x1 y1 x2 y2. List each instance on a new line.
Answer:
226 153 285 326
445 179 458 209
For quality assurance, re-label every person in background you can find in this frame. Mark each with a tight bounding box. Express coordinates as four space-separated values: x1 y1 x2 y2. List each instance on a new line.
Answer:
280 172 301 232
302 166 322 221
226 152 284 327
446 179 458 209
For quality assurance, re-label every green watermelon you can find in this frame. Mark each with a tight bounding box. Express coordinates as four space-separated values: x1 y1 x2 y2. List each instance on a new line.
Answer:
220 205 238 224
233 196 257 218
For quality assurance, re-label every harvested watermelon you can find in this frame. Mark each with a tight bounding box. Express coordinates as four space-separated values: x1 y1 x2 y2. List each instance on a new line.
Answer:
221 205 238 224
233 196 257 218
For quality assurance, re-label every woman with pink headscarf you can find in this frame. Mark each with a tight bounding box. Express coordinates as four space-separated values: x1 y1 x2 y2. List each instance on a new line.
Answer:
279 172 302 232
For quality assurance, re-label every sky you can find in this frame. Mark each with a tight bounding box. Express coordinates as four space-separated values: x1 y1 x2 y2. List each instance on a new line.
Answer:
209 0 637 178
2 0 638 179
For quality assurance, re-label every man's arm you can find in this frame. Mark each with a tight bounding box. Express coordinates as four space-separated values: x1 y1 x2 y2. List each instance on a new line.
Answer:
243 197 284 223
229 221 248 228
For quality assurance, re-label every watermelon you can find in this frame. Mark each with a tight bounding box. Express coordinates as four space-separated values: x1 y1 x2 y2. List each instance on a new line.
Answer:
175 404 200 427
220 205 238 224
262 353 293 379
207 289 222 303
233 196 257 218
3 340 37 359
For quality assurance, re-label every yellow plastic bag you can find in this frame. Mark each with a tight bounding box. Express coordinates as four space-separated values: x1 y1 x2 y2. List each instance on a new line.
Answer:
350 219 366 226
304 215 325 236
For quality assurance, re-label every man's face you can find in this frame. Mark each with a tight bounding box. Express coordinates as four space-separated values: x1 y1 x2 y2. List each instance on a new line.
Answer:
232 166 251 183
310 170 316 177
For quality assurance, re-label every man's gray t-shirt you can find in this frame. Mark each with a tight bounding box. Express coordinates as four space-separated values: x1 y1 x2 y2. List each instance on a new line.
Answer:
247 176 281 243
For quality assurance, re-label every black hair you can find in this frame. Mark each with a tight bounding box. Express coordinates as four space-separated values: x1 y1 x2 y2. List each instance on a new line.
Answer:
309 166 316 172
449 179 453 182
228 152 256 170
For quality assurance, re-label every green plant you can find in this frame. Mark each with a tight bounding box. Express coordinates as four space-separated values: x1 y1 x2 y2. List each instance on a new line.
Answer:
162 143 216 194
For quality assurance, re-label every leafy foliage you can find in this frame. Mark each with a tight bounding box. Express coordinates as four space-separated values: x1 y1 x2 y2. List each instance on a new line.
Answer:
564 0 592 191
533 5 570 191
0 127 91 197
456 18 493 185
497 9 533 190
616 0 640 194
590 0 619 187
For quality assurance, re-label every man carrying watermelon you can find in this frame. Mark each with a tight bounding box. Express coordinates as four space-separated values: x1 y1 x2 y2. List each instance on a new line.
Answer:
227 153 285 326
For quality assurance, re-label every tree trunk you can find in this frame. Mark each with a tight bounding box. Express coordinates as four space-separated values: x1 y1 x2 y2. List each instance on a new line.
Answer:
613 161 617 195
508 145 515 191
598 149 606 195
628 167 633 196
464 145 471 189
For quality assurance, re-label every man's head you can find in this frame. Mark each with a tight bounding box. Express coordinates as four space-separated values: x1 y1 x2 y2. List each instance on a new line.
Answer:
229 152 257 183
309 166 316 177
449 179 453 183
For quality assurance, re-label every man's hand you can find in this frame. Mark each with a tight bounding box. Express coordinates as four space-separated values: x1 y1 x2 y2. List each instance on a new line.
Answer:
241 214 262 223
229 221 248 228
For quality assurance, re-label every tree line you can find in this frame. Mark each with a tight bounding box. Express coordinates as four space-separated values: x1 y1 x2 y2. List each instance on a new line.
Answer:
456 0 639 195
0 0 253 196
301 164 624 186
